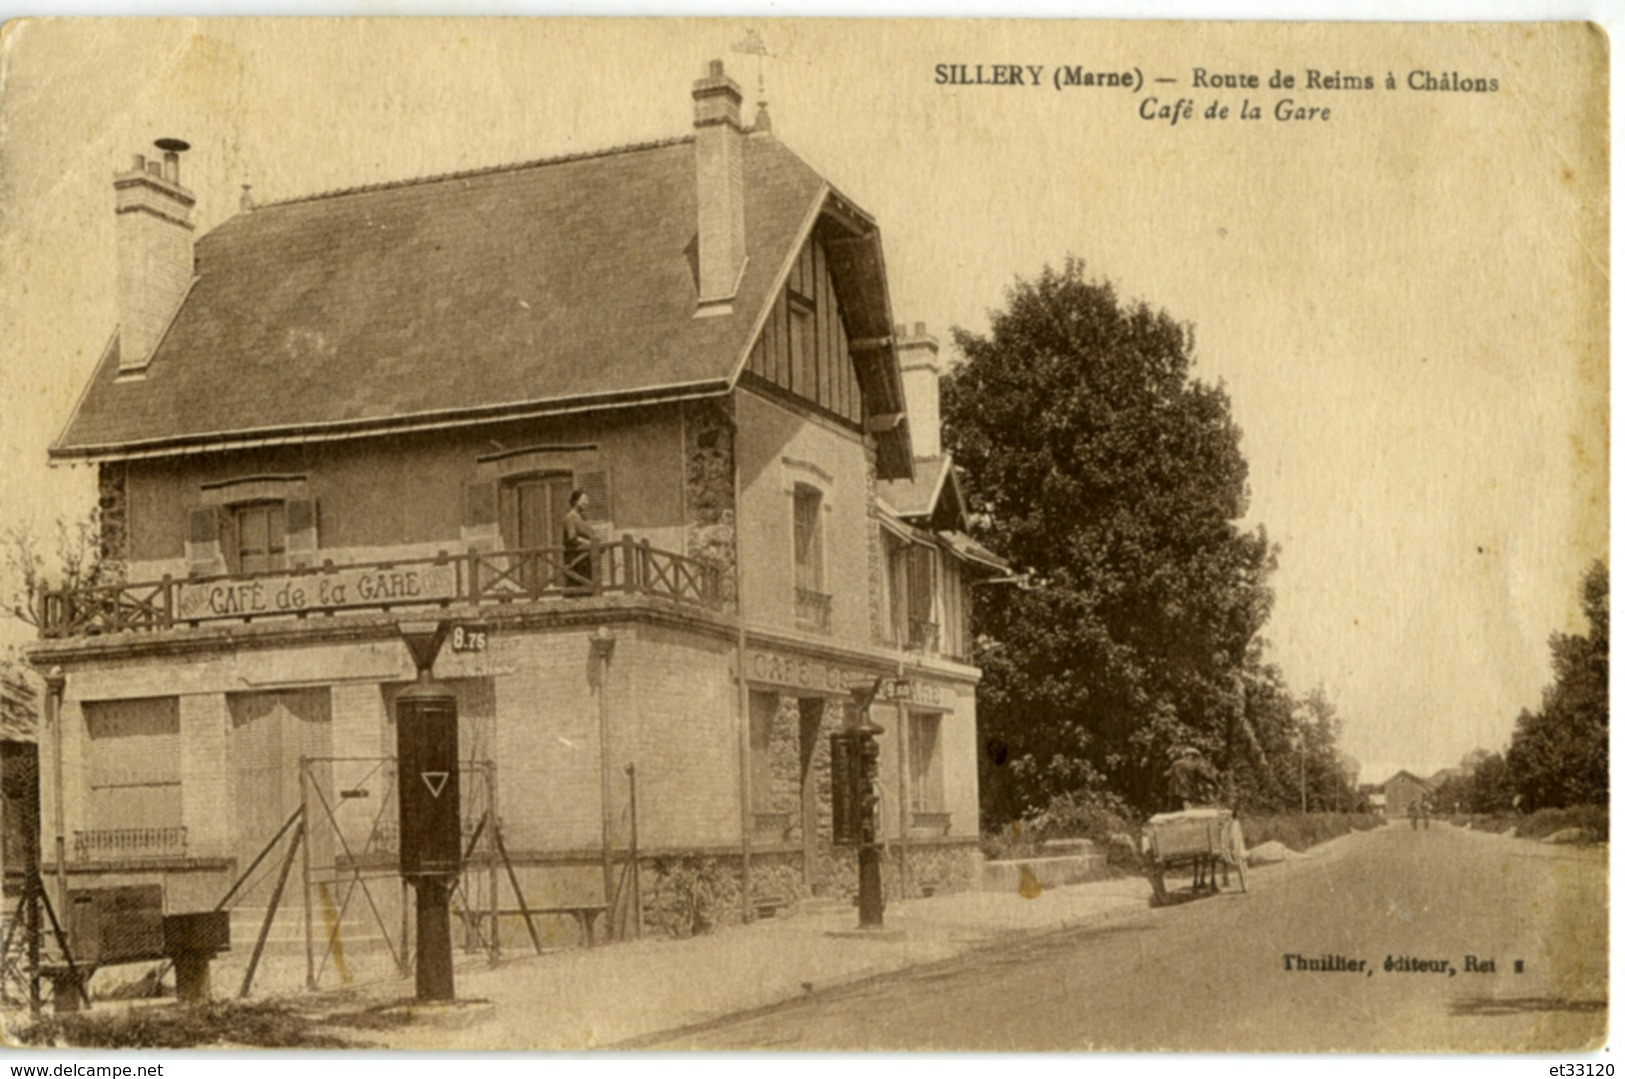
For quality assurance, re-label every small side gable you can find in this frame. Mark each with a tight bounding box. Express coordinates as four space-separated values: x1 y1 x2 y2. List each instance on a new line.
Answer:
745 232 863 426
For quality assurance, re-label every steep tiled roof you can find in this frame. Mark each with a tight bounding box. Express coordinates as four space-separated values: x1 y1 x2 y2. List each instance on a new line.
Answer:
878 456 951 519
877 454 969 528
54 134 831 457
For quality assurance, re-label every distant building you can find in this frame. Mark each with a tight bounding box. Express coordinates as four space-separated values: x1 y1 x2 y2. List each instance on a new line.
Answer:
1380 770 1432 819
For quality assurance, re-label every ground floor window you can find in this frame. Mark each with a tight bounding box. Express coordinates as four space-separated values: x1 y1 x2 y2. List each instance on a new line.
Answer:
81 697 182 852
908 710 946 816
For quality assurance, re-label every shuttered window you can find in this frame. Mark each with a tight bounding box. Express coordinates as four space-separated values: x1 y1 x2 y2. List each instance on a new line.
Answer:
793 486 823 593
234 502 286 574
469 469 613 549
908 545 936 628
187 507 224 578
909 712 944 812
83 698 181 830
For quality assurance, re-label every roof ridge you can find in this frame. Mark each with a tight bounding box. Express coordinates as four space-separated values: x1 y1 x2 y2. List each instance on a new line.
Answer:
258 133 696 210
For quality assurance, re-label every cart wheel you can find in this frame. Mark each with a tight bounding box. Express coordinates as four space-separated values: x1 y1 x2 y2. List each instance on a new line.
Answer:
1229 820 1249 894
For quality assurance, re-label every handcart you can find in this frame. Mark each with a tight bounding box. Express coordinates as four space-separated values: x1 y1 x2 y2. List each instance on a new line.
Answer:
1140 807 1248 906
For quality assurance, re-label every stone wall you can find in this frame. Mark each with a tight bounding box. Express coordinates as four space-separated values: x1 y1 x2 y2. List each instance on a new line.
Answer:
635 839 982 938
97 461 129 581
682 397 737 606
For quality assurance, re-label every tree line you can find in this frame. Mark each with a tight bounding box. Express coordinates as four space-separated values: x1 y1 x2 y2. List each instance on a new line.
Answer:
1431 560 1608 815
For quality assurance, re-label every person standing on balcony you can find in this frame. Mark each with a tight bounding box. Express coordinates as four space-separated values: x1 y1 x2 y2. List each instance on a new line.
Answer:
563 489 593 594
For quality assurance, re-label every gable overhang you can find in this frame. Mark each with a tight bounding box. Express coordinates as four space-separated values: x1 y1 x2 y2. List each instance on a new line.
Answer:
939 529 1011 575
727 183 914 481
48 377 733 465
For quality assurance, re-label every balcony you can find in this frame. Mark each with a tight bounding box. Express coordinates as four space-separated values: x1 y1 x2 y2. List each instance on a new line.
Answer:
39 537 725 639
794 587 832 634
906 618 940 652
73 827 187 862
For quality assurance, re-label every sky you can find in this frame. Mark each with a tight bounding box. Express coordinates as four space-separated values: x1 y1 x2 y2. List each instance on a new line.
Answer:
0 17 1608 785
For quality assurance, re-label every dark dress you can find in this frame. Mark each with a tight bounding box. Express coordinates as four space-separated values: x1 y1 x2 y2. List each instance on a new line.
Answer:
562 508 592 591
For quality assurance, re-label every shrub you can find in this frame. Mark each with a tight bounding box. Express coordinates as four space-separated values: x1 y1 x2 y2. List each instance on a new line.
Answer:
1515 804 1608 843
982 789 1141 870
646 856 723 938
8 1001 352 1049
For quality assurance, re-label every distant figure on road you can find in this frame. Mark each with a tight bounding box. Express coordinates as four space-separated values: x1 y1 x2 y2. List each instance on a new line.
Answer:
1408 801 1420 830
1420 798 1431 830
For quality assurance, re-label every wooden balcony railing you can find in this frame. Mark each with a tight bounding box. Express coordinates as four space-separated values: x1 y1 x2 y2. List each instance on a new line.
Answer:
907 618 940 652
73 827 187 861
40 537 725 639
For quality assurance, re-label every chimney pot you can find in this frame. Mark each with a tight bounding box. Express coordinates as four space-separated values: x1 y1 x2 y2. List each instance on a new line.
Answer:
693 62 747 306
897 322 944 459
114 139 197 373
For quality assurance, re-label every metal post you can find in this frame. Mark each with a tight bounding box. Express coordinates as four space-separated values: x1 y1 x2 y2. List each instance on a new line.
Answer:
856 727 885 929
486 762 500 966
399 878 411 978
298 758 316 990
895 675 910 901
24 774 41 1015
731 425 753 925
591 629 616 936
43 668 66 924
626 762 641 939
414 876 453 1001
844 679 887 930
1300 730 1308 814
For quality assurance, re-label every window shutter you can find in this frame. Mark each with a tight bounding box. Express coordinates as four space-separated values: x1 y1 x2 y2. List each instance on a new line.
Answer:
186 507 224 578
575 469 613 542
462 481 499 552
286 498 319 567
908 545 935 626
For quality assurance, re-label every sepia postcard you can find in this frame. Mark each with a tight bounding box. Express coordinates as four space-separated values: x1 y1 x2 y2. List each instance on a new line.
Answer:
0 16 1608 1057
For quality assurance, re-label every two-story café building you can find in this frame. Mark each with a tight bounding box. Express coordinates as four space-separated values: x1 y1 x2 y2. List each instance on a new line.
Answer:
29 62 1007 937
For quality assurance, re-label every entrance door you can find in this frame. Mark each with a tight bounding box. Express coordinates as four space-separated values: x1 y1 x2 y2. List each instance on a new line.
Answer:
798 697 827 889
230 689 332 877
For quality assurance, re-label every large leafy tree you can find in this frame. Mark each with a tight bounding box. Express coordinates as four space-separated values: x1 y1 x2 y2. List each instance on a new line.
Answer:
944 260 1277 822
1507 560 1608 809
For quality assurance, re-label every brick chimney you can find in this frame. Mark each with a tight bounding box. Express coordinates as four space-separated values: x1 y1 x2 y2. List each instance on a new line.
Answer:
897 322 943 459
113 139 195 373
692 60 746 310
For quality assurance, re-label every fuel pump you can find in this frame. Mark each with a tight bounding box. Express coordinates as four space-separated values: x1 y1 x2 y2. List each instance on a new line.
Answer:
396 622 461 1001
831 678 886 929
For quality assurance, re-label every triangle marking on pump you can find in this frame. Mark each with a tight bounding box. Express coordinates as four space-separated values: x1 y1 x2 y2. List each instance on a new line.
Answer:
422 771 450 799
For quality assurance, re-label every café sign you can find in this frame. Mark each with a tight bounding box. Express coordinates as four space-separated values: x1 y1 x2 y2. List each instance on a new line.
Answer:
175 564 459 622
746 649 947 706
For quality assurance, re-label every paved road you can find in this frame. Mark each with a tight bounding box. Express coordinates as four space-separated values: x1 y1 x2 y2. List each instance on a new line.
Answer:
654 824 1607 1051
